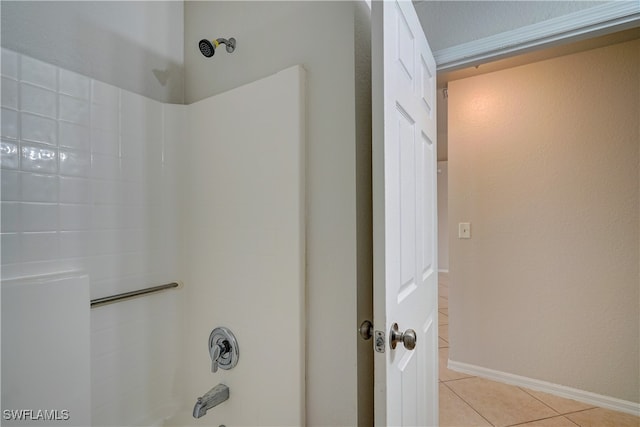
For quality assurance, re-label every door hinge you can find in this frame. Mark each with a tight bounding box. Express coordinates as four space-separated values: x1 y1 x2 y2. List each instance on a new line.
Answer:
374 330 385 353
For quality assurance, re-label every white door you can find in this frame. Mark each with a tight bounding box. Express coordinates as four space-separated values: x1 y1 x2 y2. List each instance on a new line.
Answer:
372 0 438 425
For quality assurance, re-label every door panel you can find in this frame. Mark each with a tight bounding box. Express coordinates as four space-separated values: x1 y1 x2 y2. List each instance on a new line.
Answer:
372 0 438 425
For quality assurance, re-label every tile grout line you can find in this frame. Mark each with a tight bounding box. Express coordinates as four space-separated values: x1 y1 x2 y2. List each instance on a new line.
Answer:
518 386 594 424
505 413 581 427
442 380 496 427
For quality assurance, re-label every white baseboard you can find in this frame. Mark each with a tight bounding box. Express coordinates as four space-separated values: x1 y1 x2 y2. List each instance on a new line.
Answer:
447 359 640 417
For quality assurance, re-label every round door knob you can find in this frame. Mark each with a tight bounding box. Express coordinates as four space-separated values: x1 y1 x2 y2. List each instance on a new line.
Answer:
359 320 373 340
389 323 417 350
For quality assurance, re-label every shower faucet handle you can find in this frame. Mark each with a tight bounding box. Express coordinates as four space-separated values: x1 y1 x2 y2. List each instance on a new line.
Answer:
210 340 230 373
208 327 239 373
210 343 221 373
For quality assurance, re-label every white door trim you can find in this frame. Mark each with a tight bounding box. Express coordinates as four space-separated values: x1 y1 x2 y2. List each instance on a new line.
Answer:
435 1 640 72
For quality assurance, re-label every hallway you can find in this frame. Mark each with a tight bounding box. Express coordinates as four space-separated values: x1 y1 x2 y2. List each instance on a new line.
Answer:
438 274 640 427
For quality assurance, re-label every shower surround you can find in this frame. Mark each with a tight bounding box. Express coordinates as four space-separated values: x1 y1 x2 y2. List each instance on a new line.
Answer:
1 48 183 425
1 48 306 426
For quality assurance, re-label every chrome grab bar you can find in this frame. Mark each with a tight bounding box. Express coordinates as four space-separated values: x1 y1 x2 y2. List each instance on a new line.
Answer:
90 282 179 308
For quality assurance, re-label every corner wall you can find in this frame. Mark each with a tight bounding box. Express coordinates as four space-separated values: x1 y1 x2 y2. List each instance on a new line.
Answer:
184 2 364 424
1 1 184 103
448 39 639 403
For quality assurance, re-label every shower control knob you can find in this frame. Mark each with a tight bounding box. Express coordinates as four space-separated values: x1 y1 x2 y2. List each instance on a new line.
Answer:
210 340 231 373
389 323 417 350
209 327 239 373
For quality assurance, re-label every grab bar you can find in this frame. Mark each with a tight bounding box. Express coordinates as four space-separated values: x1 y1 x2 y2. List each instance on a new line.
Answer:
90 282 180 308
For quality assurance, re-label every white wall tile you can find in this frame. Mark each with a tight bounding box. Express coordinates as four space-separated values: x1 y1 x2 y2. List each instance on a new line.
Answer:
88 254 120 282
59 176 90 204
92 205 120 230
121 228 145 253
59 149 90 177
59 69 90 100
1 170 19 201
21 231 58 262
92 80 119 107
92 179 121 205
1 232 21 264
90 230 119 256
92 103 119 132
3 52 183 427
1 140 20 169
2 77 19 109
120 157 145 183
1 202 21 232
59 121 90 151
91 154 120 180
21 112 57 146
20 172 58 203
120 133 144 160
20 55 57 91
1 108 19 140
59 231 90 259
59 204 91 231
121 205 144 229
91 128 119 156
59 94 90 125
1 49 19 80
20 83 57 118
1 263 21 278
20 258 82 278
121 92 147 141
21 202 58 232
20 143 58 174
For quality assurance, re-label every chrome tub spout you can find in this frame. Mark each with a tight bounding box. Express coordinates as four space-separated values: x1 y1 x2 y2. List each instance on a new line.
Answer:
193 384 229 418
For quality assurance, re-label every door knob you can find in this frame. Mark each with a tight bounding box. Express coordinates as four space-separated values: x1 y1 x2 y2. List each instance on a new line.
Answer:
389 323 417 350
359 320 373 340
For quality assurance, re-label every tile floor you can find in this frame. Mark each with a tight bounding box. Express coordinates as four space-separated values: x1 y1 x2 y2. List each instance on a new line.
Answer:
437 273 640 427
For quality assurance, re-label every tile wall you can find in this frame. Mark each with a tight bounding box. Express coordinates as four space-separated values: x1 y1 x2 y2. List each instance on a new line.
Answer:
1 48 185 425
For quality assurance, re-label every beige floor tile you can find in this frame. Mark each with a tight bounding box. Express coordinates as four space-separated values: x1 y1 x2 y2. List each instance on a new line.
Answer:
439 323 449 341
438 272 449 286
447 377 558 427
522 389 594 415
439 347 474 382
439 337 449 348
439 296 448 309
514 415 580 426
440 383 491 427
439 312 449 325
439 284 449 299
565 408 640 427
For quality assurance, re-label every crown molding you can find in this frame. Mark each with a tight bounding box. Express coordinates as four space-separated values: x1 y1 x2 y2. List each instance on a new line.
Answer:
434 2 640 72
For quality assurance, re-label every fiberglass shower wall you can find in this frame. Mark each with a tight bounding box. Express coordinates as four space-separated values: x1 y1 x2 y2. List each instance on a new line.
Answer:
0 48 184 426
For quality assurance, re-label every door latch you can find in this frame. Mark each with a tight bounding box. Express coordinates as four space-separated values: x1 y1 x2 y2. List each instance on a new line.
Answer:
359 320 385 353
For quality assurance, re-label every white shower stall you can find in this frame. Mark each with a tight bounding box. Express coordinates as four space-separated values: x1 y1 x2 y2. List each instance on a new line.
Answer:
1 46 306 425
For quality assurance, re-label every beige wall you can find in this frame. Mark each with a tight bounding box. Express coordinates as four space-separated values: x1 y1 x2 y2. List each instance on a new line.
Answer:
448 39 639 403
184 2 371 424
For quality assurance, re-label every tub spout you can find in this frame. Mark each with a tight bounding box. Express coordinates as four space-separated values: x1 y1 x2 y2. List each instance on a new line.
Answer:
193 384 229 418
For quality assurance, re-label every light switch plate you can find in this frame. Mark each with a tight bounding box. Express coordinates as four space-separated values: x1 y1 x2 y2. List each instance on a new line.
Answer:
459 222 471 239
